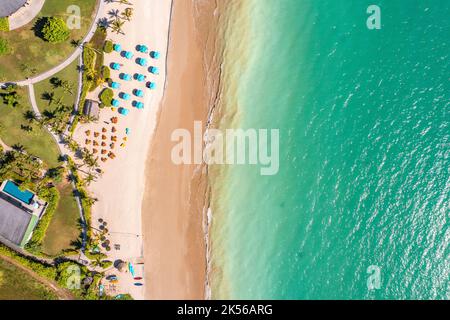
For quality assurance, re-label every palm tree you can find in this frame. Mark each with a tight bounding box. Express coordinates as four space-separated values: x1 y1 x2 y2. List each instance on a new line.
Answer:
85 172 96 186
42 91 55 106
23 110 38 123
110 18 125 35
90 255 103 268
71 39 82 48
61 80 74 95
12 144 25 153
50 77 63 89
121 7 133 21
108 9 120 19
97 17 110 29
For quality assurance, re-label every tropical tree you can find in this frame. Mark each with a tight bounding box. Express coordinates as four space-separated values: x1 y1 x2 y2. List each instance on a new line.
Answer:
110 19 125 35
42 91 55 106
41 17 70 43
61 80 74 95
23 110 38 123
121 8 134 21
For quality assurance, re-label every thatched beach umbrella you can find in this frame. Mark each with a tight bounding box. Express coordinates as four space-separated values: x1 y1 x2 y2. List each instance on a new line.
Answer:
115 260 127 272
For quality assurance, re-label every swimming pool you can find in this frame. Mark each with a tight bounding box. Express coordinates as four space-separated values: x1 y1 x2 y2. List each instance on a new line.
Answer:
2 181 34 205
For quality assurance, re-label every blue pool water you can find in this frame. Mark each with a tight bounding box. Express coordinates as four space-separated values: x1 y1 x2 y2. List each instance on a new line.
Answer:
3 181 34 205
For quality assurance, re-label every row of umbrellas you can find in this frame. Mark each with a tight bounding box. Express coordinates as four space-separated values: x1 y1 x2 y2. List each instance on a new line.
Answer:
110 81 156 90
108 43 160 116
113 43 160 60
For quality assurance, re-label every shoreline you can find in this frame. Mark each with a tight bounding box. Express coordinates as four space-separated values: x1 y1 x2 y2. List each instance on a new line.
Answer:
141 0 223 299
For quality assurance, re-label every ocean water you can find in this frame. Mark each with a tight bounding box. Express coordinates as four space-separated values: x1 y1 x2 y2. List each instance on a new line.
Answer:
210 0 449 299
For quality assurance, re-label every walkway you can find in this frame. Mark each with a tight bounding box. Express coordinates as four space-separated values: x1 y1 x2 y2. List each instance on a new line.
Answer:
8 0 46 31
0 0 106 86
28 83 88 255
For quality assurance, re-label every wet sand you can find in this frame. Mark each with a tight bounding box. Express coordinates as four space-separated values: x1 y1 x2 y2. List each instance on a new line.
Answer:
141 0 223 299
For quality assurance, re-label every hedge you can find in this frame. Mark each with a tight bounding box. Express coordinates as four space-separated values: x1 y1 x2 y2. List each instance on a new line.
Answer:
101 65 110 80
79 46 96 113
41 17 70 43
0 17 9 31
25 186 60 253
0 244 57 280
103 40 113 53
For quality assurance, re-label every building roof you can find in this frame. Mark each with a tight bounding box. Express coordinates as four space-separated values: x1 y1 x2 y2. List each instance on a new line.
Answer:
0 0 27 18
0 192 32 246
83 99 100 120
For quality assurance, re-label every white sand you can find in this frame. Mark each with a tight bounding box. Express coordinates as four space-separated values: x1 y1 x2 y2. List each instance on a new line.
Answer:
73 0 172 300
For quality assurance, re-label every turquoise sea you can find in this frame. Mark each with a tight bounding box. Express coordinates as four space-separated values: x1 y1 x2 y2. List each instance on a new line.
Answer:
210 0 449 299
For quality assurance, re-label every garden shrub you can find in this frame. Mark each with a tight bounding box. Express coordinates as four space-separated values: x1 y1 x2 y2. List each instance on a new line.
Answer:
103 40 113 53
99 88 113 107
0 17 9 31
101 65 110 80
41 17 70 43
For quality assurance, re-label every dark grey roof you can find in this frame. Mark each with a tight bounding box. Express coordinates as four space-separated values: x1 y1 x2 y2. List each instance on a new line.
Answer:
0 0 27 18
83 99 100 119
0 193 31 245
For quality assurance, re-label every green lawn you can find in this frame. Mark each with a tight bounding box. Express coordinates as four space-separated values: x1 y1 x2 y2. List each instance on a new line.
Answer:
0 87 60 167
34 59 79 113
0 0 98 81
41 182 80 256
0 257 57 300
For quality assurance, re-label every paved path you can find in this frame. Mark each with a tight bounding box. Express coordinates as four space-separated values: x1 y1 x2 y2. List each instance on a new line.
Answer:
1 0 105 86
8 0 46 31
28 83 88 254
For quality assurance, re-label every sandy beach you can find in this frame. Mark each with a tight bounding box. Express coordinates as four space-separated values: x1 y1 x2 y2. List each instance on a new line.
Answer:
73 0 172 299
73 0 223 299
141 0 223 299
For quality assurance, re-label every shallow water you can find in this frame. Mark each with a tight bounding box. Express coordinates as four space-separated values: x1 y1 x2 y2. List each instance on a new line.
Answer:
210 0 449 299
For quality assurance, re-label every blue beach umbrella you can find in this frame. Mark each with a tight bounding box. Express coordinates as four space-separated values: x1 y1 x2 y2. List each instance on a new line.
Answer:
112 99 120 107
120 92 131 100
134 73 145 82
124 51 134 59
110 82 121 89
137 45 149 53
125 128 130 135
120 73 132 81
111 63 121 70
134 89 144 97
149 66 159 75
146 81 156 90
111 62 121 70
150 51 160 59
133 101 144 109
118 108 130 116
137 57 148 66
113 44 122 52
